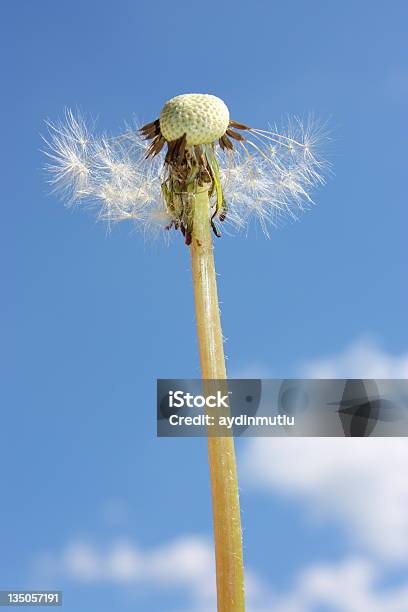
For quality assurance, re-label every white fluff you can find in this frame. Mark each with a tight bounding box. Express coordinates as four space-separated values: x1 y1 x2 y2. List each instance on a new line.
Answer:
43 109 328 236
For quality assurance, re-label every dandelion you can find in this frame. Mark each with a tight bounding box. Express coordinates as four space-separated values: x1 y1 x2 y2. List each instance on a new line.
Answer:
44 95 327 241
43 93 329 612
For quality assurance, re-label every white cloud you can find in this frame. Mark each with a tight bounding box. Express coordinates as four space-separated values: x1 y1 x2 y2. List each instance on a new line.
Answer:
275 557 408 612
242 437 408 561
301 338 408 379
234 362 275 379
235 337 408 380
35 535 271 611
58 536 214 606
241 338 408 561
35 536 408 612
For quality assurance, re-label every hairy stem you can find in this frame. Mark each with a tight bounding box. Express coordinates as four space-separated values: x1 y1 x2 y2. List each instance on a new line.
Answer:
190 185 245 612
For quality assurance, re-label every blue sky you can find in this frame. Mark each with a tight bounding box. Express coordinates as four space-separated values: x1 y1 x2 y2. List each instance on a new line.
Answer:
2 1 408 610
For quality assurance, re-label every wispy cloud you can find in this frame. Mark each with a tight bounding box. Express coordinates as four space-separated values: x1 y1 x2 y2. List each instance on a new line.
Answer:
275 557 408 612
242 436 408 561
301 338 408 379
235 337 408 380
34 535 272 611
241 338 408 561
37 536 214 603
34 536 408 612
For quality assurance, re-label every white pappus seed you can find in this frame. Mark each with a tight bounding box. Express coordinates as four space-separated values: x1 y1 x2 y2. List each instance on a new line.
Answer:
43 105 329 239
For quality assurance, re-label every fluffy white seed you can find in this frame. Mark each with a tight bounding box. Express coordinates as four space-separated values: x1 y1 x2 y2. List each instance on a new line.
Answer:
43 110 327 237
159 93 230 145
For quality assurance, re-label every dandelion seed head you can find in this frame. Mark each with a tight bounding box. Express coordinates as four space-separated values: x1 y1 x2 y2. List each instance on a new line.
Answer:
159 94 230 145
43 103 329 242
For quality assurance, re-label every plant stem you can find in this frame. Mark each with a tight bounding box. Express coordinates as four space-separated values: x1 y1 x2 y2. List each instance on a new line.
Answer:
190 185 245 612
